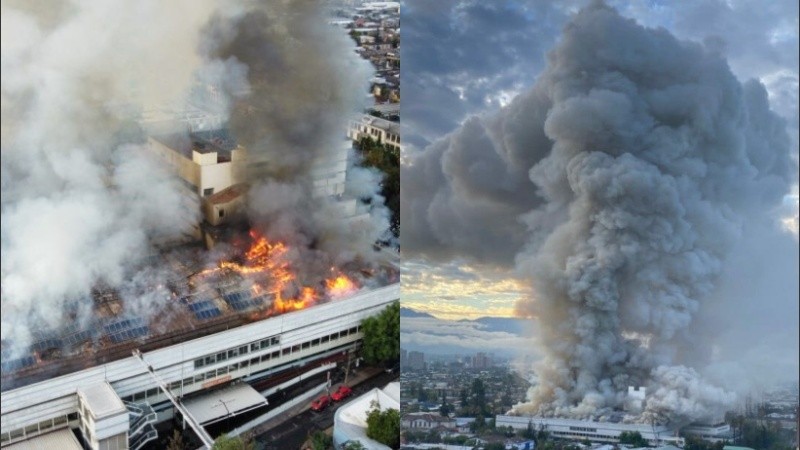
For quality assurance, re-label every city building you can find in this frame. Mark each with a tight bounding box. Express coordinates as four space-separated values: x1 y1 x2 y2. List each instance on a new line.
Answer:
348 115 401 152
332 381 400 450
495 415 686 447
407 351 425 371
401 413 457 432
0 284 400 449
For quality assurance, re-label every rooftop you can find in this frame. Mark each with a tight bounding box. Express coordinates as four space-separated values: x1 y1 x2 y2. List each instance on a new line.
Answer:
78 382 126 419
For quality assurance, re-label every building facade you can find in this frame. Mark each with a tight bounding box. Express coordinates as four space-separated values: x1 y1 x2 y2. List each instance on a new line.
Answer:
0 284 399 449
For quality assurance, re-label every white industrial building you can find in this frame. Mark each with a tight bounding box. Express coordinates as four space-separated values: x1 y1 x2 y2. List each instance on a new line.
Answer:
495 415 686 447
348 115 401 153
332 381 400 450
0 284 399 449
497 414 734 447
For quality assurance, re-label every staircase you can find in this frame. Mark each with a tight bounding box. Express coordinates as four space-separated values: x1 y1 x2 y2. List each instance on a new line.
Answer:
125 401 158 450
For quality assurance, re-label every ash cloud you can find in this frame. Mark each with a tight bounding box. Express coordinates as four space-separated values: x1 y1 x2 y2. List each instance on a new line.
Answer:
0 0 219 351
402 2 796 424
1 0 386 355
203 1 390 272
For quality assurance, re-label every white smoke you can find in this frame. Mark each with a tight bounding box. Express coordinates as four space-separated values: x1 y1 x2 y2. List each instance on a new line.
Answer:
1 0 386 358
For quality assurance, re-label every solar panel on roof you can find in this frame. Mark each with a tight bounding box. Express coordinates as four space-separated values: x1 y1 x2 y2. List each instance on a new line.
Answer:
222 291 259 311
104 318 148 344
189 300 221 320
1 356 35 374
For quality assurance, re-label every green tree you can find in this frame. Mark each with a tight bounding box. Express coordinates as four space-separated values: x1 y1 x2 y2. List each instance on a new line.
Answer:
342 441 366 450
360 301 400 365
439 391 452 417
166 429 186 450
210 434 253 450
618 431 648 447
365 403 401 449
484 443 506 450
310 431 332 450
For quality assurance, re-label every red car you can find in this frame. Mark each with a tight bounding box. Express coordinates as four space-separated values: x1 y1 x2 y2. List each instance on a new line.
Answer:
310 395 331 411
331 385 352 401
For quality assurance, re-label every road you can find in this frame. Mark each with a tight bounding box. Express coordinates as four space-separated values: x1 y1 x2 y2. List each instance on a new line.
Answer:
253 369 398 450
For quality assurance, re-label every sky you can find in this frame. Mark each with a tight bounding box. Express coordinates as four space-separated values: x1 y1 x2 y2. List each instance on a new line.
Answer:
400 0 799 321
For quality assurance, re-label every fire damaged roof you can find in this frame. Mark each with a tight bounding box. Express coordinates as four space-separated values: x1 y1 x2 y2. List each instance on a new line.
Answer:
0 240 399 391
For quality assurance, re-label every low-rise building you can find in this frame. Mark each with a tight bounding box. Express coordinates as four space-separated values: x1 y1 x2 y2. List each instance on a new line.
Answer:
332 382 401 450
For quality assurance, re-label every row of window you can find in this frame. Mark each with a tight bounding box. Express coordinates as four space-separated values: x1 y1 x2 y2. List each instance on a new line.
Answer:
121 326 361 403
194 336 280 369
569 426 597 432
0 413 77 444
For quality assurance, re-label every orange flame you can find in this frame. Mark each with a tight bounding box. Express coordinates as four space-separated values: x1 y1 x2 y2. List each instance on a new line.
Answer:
196 232 357 315
325 274 358 299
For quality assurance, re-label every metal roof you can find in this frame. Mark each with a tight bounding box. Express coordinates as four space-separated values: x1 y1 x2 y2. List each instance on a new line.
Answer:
5 428 83 450
182 382 267 425
78 381 126 419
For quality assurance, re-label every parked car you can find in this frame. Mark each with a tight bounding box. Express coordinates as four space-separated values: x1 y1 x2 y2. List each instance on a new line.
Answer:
331 385 353 401
310 395 331 411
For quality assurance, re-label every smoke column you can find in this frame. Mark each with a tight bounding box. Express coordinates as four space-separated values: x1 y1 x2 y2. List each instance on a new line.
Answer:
1 0 385 354
202 1 390 279
402 1 795 424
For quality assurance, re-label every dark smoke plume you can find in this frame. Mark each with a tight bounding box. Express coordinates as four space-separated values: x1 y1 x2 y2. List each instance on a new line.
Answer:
401 2 795 423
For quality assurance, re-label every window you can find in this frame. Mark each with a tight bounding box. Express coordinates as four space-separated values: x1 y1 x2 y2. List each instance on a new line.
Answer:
312 338 320 346
239 345 248 355
195 359 205 369
217 366 228 375
218 209 225 218
302 342 310 349
183 377 193 386
291 345 300 353
241 359 249 368
331 332 339 340
321 335 330 343
271 337 280 345
195 373 206 383
250 357 259 365
54 416 67 426
203 188 214 196
261 354 270 362
251 343 260 352
146 388 159 397
260 340 270 349
10 429 23 439
230 362 238 371
271 351 279 359
282 348 290 356
227 349 237 358
24 424 38 435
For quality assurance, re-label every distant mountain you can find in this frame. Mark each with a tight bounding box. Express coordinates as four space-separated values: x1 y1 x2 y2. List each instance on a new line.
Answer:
463 316 530 335
400 307 435 318
401 311 537 357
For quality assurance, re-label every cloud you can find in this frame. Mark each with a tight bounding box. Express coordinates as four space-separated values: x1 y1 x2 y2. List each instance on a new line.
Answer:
401 0 797 424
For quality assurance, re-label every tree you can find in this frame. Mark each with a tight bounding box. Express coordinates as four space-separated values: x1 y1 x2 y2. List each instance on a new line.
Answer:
342 441 366 450
166 429 186 450
365 403 401 449
310 431 333 450
484 443 506 450
211 434 253 450
618 431 648 447
439 391 452 417
360 301 400 365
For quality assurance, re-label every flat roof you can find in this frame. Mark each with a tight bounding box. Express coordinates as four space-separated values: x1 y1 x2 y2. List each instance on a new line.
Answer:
183 382 267 425
78 381 126 419
5 429 83 450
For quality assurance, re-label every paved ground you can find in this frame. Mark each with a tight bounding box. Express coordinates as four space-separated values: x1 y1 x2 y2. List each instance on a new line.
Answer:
252 368 398 450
